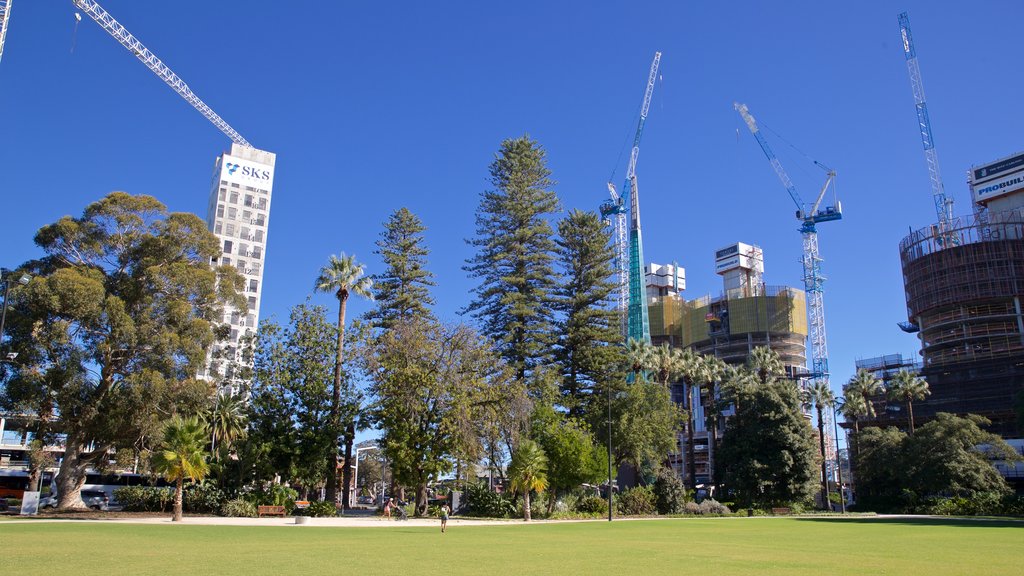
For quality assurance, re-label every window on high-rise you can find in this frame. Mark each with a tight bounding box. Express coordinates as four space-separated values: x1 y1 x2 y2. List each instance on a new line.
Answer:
249 279 259 293
257 198 267 210
256 214 265 226
231 311 240 325
255 230 264 242
214 222 222 234
225 223 235 237
251 246 262 260
248 296 257 309
218 188 226 201
224 240 233 254
247 314 256 328
230 191 239 203
222 257 231 266
244 195 254 208
228 207 237 219
217 204 224 218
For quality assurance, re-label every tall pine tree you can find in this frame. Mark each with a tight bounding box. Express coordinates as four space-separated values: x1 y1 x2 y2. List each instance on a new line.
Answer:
464 136 560 382
367 207 436 330
554 209 624 418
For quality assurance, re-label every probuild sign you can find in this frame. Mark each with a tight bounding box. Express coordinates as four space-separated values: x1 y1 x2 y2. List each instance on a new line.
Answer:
971 152 1024 204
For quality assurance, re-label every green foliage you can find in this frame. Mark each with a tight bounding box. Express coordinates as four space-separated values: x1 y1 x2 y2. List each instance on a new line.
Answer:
574 495 609 514
614 379 681 475
254 484 299 510
203 394 248 461
719 352 820 509
653 467 689 515
508 438 548 520
183 481 225 514
364 319 518 515
464 136 560 381
617 485 656 516
534 413 604 505
553 209 623 417
1 192 244 508
366 207 436 330
113 486 174 512
219 498 257 518
251 303 339 495
856 413 1019 512
886 369 930 433
305 501 337 517
462 483 516 518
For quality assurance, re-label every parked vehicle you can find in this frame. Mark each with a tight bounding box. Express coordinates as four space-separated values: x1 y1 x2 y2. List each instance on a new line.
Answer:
81 490 111 510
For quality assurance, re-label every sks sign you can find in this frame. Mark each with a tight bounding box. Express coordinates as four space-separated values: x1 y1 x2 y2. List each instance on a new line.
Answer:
221 154 274 186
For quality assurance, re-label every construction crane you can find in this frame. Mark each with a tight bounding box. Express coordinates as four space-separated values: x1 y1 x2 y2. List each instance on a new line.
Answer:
0 0 12 64
72 0 251 147
601 51 660 343
898 12 955 234
735 102 841 395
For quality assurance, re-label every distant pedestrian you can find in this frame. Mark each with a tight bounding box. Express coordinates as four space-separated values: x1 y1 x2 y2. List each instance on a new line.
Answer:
384 498 393 519
440 503 450 533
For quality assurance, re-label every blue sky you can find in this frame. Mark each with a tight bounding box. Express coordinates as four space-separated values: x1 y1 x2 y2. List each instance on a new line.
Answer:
2 1 1023 402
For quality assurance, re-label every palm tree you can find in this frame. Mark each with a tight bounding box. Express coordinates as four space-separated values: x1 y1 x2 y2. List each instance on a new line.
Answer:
626 338 653 381
805 381 835 509
845 368 882 424
747 346 785 385
508 439 548 521
314 253 373 507
697 356 728 487
887 369 930 434
151 416 210 522
650 343 685 387
204 393 248 461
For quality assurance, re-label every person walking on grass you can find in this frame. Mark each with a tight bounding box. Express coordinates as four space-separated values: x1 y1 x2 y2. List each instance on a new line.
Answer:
384 498 393 520
440 503 450 533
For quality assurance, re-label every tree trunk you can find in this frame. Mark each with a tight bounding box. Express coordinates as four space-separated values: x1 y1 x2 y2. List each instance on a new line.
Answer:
907 400 915 435
547 488 557 516
523 490 532 521
55 436 92 509
326 292 349 505
341 424 354 511
416 481 429 517
816 405 830 509
686 384 697 489
173 477 184 522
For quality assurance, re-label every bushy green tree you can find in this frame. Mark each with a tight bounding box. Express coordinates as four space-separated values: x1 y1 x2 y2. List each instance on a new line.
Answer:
719 353 819 508
533 409 605 514
249 302 341 497
0 192 244 508
464 136 560 383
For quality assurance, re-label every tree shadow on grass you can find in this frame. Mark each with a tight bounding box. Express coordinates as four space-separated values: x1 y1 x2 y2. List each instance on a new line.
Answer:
792 516 1024 529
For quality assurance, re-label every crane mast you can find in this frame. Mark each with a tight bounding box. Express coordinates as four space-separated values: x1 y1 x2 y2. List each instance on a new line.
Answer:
72 0 251 147
0 0 12 64
898 12 954 232
601 51 660 343
735 102 841 396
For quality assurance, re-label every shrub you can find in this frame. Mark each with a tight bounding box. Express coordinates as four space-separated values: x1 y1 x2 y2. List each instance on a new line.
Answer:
575 495 609 514
515 494 547 520
114 486 174 512
697 499 731 515
617 485 656 516
220 498 257 517
249 484 298 513
653 469 689 515
306 500 337 517
183 481 225 514
462 483 516 518
683 501 701 515
918 492 1024 516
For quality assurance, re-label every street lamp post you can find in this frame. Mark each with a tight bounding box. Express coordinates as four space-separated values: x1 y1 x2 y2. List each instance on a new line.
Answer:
607 381 613 522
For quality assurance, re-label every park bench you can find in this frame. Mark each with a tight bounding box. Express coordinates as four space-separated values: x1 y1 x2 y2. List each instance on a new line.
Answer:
257 505 287 517
770 507 792 515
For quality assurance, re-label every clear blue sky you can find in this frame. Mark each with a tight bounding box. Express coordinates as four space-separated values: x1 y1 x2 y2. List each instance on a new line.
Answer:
2 1 1023 400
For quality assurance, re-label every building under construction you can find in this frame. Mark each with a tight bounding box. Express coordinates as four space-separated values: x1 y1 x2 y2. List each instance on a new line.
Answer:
899 151 1024 438
648 243 809 485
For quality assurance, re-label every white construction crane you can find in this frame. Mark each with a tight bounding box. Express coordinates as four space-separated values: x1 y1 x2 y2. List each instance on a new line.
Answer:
0 0 13 64
72 0 251 147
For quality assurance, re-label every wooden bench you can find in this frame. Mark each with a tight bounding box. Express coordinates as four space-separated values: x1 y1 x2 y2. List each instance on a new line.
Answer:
770 507 792 515
257 505 287 517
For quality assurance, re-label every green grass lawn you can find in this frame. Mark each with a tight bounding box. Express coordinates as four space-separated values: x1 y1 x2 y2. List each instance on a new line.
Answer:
1 517 1021 575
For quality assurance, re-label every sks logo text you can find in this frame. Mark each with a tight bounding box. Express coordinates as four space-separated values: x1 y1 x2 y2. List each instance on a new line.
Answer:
225 162 271 181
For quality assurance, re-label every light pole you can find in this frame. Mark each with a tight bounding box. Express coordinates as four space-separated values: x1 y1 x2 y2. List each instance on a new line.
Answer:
607 381 613 522
0 269 31 350
832 402 846 513
351 445 379 508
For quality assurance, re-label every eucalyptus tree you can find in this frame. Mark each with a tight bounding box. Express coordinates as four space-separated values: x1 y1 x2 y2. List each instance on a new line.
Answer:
314 253 373 507
0 192 244 508
887 370 931 434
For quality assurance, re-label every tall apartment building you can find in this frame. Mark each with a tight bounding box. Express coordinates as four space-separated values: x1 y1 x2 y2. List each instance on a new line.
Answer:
203 144 276 393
